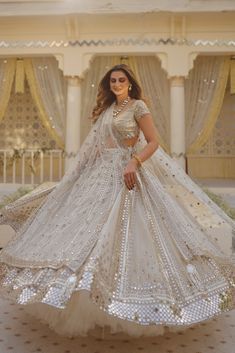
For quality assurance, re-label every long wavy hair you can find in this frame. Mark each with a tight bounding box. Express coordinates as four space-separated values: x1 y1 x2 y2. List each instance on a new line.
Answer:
91 64 144 122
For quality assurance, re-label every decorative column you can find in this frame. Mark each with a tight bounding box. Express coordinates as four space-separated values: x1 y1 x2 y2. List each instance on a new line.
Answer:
65 76 82 171
170 76 186 170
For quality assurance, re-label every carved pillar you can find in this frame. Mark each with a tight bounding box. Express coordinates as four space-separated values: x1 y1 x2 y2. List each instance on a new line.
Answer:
170 76 186 170
65 76 82 171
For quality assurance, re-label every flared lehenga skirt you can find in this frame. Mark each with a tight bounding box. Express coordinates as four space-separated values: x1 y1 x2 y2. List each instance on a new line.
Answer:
0 146 235 337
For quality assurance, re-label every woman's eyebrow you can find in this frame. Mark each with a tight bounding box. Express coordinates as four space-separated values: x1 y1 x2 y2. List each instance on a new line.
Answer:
110 76 126 79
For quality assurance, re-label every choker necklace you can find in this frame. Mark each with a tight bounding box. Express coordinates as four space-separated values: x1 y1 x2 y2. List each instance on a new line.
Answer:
113 96 131 118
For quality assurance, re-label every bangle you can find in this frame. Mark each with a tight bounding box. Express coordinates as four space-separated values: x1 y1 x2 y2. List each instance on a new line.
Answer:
132 154 142 167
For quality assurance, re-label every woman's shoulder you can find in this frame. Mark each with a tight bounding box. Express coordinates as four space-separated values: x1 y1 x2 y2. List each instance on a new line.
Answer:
132 98 146 105
132 99 151 119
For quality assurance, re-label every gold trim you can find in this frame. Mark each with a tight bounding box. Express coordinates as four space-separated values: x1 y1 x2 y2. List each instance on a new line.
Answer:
1 38 235 48
0 59 16 122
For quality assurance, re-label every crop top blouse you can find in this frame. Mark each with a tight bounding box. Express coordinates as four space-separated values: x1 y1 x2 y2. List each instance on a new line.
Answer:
112 99 151 140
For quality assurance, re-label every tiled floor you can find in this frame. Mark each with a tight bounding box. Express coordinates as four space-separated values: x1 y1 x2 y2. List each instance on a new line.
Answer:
0 298 235 353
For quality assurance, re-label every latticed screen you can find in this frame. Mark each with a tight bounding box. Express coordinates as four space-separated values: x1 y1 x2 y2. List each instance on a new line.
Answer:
196 86 235 157
0 80 58 150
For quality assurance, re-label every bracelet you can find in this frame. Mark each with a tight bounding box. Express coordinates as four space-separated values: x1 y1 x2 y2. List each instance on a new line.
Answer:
132 154 142 167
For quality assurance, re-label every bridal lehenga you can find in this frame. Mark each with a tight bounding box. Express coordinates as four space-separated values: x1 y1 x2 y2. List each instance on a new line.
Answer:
0 100 235 337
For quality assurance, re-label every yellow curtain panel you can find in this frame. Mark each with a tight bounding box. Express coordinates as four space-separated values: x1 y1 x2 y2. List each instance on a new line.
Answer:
0 59 16 123
187 57 230 154
230 59 235 95
24 58 64 149
15 59 25 94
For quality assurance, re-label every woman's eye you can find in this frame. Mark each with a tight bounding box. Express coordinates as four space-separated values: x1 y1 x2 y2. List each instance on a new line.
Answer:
110 78 126 83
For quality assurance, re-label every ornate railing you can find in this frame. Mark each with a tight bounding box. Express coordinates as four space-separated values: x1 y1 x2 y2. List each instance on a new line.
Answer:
0 149 64 185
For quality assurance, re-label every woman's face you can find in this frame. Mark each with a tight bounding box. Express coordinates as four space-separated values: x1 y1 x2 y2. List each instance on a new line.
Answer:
110 70 130 98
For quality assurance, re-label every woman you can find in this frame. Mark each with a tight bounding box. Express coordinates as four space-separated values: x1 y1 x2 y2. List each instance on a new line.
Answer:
0 64 235 337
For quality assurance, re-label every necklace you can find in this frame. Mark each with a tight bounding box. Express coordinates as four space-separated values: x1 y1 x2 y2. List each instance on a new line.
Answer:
113 96 131 118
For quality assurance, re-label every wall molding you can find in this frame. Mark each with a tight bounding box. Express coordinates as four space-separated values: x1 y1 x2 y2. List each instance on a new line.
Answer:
1 38 235 48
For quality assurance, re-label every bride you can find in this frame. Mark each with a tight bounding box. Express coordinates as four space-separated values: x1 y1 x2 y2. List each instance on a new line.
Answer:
0 64 235 337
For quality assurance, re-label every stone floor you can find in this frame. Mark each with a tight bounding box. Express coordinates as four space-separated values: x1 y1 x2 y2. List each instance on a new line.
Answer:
0 178 235 353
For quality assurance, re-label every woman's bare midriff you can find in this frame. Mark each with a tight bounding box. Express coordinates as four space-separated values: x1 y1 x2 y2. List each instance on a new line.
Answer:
122 136 139 147
105 136 139 148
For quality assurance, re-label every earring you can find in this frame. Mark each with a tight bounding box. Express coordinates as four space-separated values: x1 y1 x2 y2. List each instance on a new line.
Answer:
129 84 132 91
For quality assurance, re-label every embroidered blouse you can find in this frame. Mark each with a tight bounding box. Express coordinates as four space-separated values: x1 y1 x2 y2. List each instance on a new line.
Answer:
112 99 151 140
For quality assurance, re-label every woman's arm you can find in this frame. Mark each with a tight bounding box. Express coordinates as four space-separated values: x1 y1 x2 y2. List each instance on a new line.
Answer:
132 113 159 163
123 113 159 190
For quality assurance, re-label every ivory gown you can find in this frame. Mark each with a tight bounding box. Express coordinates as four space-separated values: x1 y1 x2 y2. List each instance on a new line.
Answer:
0 99 235 337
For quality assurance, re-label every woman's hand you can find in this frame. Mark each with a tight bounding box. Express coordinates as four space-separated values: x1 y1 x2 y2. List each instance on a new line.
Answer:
123 158 139 190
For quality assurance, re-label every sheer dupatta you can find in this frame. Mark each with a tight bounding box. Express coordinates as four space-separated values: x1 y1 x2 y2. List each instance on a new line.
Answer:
0 104 133 269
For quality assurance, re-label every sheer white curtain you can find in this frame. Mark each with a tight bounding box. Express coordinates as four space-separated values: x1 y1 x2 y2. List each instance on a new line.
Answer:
81 56 120 141
30 57 67 143
80 56 170 151
185 56 230 154
129 56 170 152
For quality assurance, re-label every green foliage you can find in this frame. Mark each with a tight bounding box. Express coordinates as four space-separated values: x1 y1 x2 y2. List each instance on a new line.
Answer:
202 187 235 220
